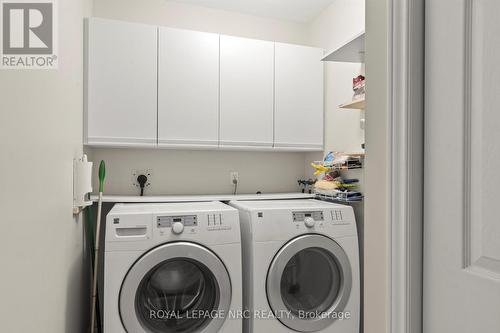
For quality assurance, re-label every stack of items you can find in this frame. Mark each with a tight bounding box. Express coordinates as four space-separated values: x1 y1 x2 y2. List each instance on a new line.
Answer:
353 75 365 100
310 152 364 202
314 173 363 202
311 152 363 172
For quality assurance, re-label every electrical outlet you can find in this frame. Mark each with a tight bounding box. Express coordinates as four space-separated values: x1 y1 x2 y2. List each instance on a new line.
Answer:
132 169 153 189
230 171 239 185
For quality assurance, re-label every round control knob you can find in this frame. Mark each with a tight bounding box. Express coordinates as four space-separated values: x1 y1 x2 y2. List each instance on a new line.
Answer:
304 217 315 228
172 222 184 235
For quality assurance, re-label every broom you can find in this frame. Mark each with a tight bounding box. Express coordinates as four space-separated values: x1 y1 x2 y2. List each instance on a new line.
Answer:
90 160 105 333
85 205 102 332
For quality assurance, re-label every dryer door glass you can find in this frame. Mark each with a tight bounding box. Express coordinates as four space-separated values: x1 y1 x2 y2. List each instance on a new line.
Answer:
267 234 352 332
280 247 341 315
120 242 232 333
135 258 218 333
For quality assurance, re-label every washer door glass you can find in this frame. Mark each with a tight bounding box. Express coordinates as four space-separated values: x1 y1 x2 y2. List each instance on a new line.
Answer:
267 234 352 332
120 242 232 333
136 259 218 333
280 247 341 316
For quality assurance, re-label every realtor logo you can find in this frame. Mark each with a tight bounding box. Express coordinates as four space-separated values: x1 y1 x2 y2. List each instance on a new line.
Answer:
1 0 57 69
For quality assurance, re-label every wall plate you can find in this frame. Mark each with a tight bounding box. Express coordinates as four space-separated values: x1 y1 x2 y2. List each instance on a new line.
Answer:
132 169 153 191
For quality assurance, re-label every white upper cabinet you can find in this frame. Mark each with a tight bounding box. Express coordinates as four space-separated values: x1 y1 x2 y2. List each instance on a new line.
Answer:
85 19 324 151
158 27 220 148
274 43 324 150
220 35 274 148
85 18 158 147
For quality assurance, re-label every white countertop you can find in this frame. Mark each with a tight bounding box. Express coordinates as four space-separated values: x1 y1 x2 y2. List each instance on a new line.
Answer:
90 192 315 203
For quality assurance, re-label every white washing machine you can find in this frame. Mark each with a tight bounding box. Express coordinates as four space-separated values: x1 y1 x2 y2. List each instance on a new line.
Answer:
229 199 359 333
103 201 242 333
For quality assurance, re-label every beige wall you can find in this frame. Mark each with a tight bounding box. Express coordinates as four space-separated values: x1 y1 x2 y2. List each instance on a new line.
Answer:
364 0 390 332
308 0 365 51
88 148 309 195
0 0 92 332
93 0 310 44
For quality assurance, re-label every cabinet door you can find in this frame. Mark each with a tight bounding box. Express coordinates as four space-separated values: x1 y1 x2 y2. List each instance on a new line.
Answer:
275 43 324 150
85 18 157 147
220 35 274 148
158 28 219 148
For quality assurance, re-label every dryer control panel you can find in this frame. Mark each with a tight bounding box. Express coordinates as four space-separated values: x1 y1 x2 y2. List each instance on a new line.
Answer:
106 202 241 248
157 215 198 228
292 211 324 222
229 199 357 241
157 215 198 235
155 212 233 237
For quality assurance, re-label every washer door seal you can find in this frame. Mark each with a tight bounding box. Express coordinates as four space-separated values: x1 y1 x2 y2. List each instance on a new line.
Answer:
266 234 352 332
119 242 232 333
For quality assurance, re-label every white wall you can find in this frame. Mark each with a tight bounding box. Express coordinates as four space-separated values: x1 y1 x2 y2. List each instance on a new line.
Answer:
364 0 390 332
0 0 92 332
87 0 316 195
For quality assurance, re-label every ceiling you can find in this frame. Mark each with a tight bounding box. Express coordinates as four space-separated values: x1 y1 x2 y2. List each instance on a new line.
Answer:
168 0 336 23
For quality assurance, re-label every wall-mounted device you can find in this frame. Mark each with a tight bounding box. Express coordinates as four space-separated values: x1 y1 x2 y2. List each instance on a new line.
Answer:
73 154 93 214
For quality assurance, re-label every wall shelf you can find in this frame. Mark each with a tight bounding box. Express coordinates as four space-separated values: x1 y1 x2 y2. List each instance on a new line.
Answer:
339 98 365 110
322 31 365 63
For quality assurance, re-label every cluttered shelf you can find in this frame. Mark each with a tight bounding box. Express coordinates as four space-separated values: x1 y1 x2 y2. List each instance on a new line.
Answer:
311 152 364 173
338 75 366 110
304 151 365 203
315 188 364 203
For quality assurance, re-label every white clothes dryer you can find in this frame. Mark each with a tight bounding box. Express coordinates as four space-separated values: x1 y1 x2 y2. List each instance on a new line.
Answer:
229 199 359 333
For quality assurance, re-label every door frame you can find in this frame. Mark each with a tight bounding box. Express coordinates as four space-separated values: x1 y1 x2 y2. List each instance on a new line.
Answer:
389 0 424 333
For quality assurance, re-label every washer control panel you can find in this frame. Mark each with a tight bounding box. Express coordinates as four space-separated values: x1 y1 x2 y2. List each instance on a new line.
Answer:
157 215 198 228
292 211 324 222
